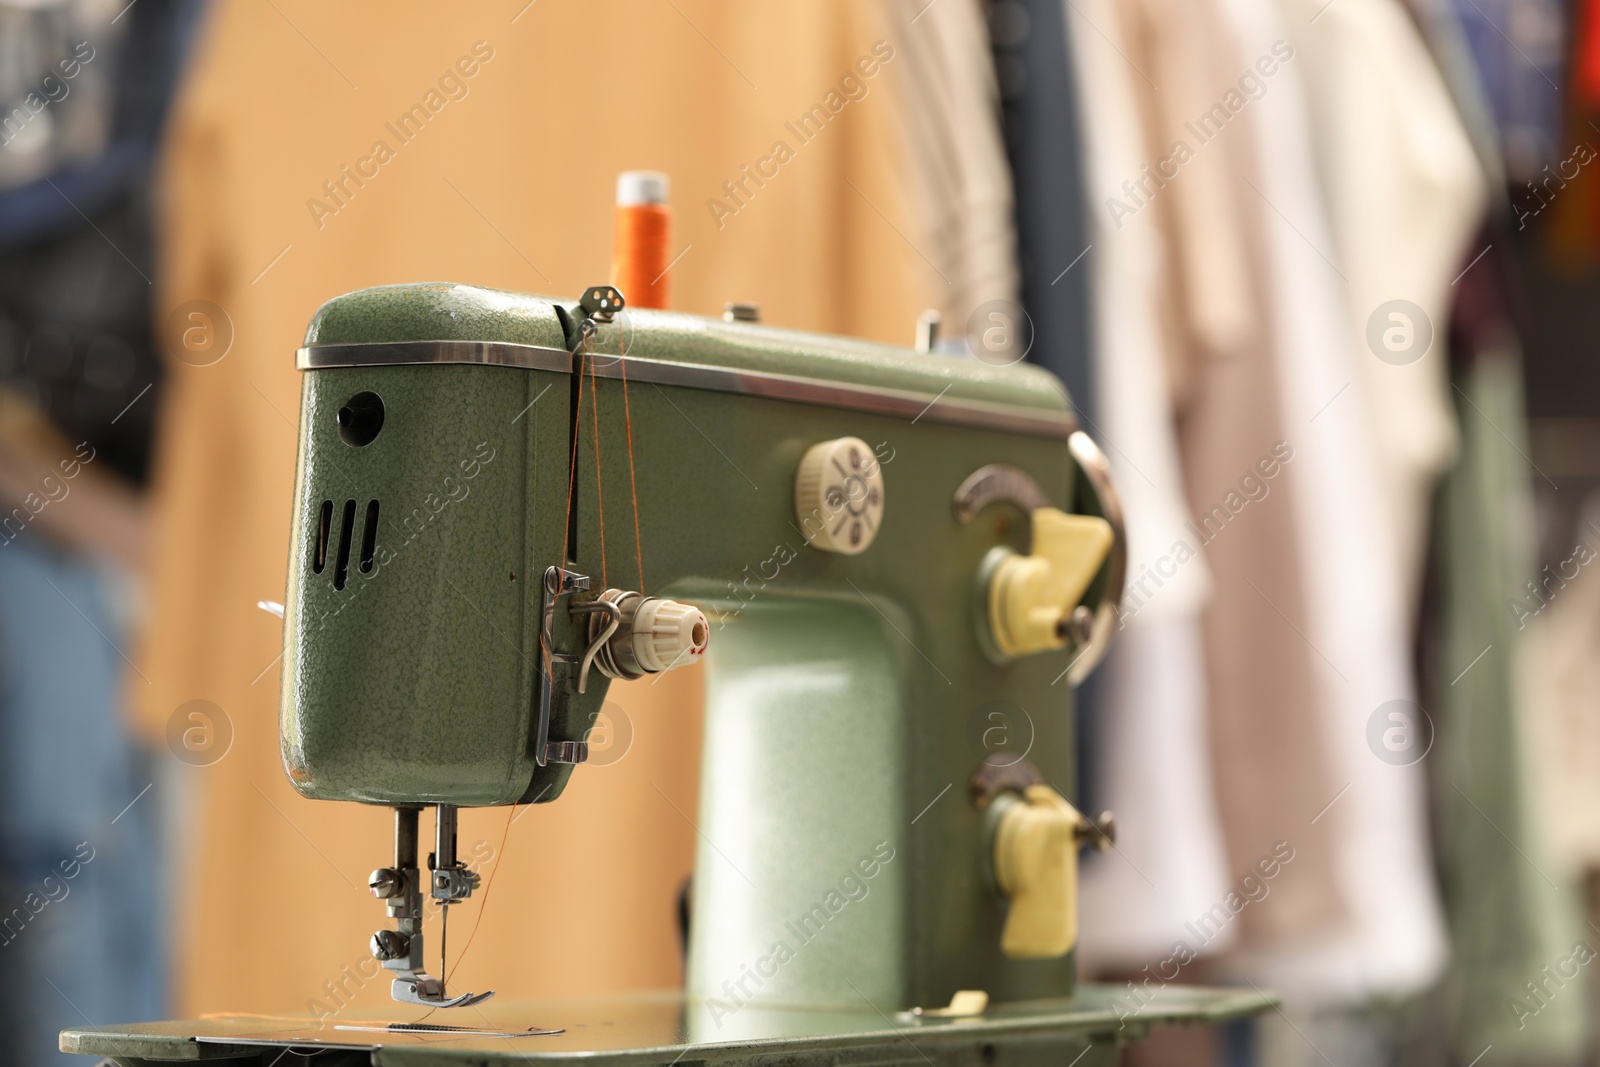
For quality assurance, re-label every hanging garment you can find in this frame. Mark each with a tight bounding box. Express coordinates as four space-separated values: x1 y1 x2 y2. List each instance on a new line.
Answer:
1432 248 1590 1065
1524 505 1600 873
1402 0 1509 219
1082 619 1234 963
882 0 1018 338
1213 0 1448 1005
1286 0 1486 631
989 0 1094 423
144 0 930 1016
1068 0 1233 969
1575 0 1600 108
1107 0 1351 957
1541 0 1600 268
1446 0 1566 182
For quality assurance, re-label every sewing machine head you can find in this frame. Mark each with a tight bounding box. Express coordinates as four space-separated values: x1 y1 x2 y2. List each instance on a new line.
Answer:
280 281 1125 1014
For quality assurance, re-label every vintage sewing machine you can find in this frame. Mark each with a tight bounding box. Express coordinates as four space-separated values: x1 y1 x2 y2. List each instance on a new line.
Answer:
63 282 1268 1064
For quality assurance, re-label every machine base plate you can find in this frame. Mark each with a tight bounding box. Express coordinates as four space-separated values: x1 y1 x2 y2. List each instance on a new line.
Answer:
61 984 1273 1065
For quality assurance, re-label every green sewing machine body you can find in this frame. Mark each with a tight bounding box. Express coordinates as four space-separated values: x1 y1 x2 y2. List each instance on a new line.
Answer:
62 282 1272 1064
286 282 1108 1011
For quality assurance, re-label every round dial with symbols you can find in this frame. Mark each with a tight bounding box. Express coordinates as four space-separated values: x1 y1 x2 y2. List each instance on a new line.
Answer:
794 436 885 554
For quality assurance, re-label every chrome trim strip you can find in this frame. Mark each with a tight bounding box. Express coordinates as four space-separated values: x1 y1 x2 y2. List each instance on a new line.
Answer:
298 341 571 374
296 341 1077 438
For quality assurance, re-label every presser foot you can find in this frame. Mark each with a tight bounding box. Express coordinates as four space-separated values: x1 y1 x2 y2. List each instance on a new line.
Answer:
371 805 493 1010
391 975 495 1009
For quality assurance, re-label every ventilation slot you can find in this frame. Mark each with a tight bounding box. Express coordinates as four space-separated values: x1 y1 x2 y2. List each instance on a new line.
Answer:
333 499 356 590
312 500 333 574
359 500 380 574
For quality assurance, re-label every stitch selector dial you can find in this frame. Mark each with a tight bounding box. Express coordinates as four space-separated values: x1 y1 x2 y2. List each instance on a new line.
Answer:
795 436 885 554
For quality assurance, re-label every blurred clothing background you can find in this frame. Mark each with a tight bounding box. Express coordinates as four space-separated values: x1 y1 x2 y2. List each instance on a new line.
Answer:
0 0 199 1063
5 1 1600 1065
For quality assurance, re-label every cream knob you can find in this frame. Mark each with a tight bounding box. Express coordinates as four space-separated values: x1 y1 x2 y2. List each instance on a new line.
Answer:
794 436 885 554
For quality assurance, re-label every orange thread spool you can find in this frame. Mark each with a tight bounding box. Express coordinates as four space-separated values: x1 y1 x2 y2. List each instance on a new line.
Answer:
612 171 672 310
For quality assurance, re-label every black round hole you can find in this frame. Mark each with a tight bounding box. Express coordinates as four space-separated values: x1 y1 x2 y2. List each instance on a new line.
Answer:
337 391 384 447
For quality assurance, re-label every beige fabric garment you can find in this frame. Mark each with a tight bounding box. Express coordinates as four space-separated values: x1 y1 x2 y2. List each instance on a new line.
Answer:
1118 0 1347 949
1285 0 1486 625
140 0 927 1016
1118 0 1253 408
1070 0 1232 968
880 0 1018 331
1219 0 1447 1000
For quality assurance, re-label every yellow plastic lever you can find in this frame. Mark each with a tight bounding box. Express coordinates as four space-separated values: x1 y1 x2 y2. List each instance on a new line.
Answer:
988 507 1113 658
993 785 1085 958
